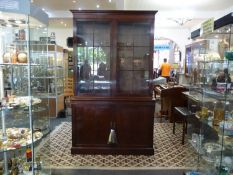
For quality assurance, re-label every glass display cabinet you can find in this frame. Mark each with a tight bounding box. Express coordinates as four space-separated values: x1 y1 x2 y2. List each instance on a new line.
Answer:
74 14 153 96
185 40 207 77
0 0 50 174
185 23 233 175
31 44 64 118
46 44 64 117
71 10 156 155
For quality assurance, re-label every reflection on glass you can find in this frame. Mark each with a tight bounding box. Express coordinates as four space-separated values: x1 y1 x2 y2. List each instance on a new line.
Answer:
97 62 107 77
117 22 151 95
80 59 91 80
119 71 148 95
76 21 111 95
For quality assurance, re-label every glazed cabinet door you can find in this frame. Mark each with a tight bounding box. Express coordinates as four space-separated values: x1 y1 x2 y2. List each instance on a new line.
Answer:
117 22 152 96
75 21 111 96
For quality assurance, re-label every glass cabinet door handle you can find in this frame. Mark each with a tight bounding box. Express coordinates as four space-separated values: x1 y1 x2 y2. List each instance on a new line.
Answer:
107 122 117 145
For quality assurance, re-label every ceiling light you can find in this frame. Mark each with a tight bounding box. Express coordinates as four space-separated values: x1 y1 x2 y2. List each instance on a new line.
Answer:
6 24 12 27
15 20 22 24
109 0 111 2
64 24 67 27
60 21 63 24
96 4 100 8
78 7 82 10
72 0 76 3
42 8 45 11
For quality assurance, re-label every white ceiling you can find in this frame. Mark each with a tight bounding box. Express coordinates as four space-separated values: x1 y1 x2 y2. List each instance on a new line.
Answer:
124 0 233 11
32 0 233 29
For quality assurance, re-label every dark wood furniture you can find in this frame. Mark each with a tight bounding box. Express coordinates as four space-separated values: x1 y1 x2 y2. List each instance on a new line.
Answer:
71 10 157 155
173 107 193 144
71 96 154 155
154 85 188 122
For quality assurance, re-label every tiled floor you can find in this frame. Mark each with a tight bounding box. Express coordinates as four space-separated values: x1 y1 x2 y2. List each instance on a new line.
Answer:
50 114 71 130
49 101 189 175
51 169 186 175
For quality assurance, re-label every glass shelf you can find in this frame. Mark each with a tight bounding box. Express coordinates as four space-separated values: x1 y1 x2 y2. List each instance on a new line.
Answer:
0 130 43 153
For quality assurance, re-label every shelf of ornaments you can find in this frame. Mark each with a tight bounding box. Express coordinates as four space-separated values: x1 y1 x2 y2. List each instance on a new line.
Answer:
0 108 46 152
0 63 64 67
0 62 41 66
0 97 48 123
0 127 43 153
5 41 48 50
188 113 233 167
0 147 45 175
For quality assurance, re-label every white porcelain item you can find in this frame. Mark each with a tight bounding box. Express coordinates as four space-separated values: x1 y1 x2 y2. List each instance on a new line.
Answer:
3 52 11 63
17 52 27 63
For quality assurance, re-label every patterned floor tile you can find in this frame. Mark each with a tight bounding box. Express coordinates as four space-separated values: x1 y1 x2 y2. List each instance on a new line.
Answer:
36 122 198 168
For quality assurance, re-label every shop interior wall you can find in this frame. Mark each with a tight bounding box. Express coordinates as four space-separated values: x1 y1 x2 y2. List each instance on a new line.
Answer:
48 27 73 50
155 28 190 71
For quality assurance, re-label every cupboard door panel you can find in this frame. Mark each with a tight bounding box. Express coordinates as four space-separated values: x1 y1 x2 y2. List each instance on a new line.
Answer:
115 103 154 146
72 102 113 146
